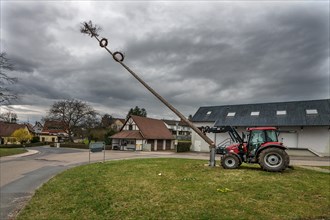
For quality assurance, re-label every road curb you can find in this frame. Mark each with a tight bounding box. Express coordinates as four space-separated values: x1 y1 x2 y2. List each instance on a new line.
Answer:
297 166 330 173
7 149 39 158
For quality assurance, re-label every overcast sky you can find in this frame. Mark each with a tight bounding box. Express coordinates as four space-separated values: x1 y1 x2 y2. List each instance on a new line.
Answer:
1 1 329 123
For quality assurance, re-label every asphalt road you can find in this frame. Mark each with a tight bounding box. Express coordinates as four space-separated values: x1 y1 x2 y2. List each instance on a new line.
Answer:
0 146 329 220
0 147 88 220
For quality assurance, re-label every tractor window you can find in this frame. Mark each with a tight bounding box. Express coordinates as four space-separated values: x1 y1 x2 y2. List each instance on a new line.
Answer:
265 130 278 142
249 130 265 145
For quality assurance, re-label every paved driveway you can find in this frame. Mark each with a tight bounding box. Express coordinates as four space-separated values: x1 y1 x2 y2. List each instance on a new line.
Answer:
1 146 329 220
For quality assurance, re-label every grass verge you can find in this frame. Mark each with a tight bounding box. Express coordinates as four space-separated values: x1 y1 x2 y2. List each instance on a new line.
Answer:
0 148 27 157
18 158 330 220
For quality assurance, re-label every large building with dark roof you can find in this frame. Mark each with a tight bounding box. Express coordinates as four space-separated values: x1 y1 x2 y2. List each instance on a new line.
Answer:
191 99 330 156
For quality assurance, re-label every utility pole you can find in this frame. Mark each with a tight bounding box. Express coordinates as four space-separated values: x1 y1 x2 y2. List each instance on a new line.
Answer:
80 21 217 166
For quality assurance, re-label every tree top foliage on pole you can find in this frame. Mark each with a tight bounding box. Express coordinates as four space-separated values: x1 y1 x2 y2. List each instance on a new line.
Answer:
80 20 102 38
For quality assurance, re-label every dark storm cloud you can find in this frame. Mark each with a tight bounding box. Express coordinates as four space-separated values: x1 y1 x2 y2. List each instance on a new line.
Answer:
1 1 329 122
127 2 329 107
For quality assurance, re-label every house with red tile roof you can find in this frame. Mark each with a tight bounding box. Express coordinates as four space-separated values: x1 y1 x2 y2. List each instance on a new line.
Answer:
0 121 32 144
110 115 174 151
40 120 68 143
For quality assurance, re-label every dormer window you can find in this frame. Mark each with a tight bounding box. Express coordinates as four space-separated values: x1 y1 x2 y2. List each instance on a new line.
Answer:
306 109 318 115
251 111 260 116
227 112 236 117
276 110 287 116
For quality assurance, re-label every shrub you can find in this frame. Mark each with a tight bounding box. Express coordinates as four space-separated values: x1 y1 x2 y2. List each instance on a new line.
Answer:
176 142 191 152
0 142 44 148
0 144 22 149
27 142 45 147
31 137 40 143
51 143 112 150
54 143 89 149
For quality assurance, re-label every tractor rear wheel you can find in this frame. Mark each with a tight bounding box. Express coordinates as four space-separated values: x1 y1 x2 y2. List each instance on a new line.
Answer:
259 148 289 172
221 154 240 169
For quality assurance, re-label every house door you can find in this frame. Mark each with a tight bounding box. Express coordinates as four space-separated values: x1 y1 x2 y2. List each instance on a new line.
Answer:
147 140 154 151
157 140 163 151
166 140 171 150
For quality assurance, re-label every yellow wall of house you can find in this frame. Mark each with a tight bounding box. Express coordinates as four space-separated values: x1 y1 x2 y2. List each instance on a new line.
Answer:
3 137 20 144
2 127 32 144
40 135 58 143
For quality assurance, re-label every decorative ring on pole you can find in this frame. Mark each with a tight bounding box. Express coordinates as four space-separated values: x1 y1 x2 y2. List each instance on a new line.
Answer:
99 38 108 47
113 51 124 62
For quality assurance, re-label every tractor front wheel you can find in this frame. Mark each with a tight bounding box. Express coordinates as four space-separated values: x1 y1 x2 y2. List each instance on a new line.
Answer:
221 154 240 169
259 148 289 172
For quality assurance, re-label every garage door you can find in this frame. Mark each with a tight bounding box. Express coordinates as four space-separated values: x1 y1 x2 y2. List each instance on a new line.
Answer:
279 132 298 148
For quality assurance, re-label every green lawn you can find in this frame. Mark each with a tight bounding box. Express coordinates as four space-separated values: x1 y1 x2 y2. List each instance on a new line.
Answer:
0 148 27 157
18 158 330 220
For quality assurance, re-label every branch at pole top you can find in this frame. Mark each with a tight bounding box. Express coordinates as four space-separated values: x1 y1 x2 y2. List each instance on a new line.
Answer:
80 20 125 62
80 20 102 38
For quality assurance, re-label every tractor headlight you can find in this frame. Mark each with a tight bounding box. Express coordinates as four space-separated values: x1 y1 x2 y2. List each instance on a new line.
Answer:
217 146 227 155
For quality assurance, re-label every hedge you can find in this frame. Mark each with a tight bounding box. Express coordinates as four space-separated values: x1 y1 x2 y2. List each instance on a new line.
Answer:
50 143 89 149
50 143 112 150
176 142 191 152
0 142 45 148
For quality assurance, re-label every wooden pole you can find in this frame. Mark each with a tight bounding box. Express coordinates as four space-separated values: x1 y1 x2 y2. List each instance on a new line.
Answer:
83 23 216 166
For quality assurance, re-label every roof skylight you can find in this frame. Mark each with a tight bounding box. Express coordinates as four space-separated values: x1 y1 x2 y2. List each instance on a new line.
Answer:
251 111 260 116
306 109 318 115
276 110 287 115
227 112 236 117
206 111 212 115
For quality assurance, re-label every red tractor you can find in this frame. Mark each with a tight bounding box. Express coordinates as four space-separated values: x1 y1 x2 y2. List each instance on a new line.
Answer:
205 126 290 172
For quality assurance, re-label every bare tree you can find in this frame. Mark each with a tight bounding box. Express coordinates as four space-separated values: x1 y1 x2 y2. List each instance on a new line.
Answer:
0 53 18 104
46 99 98 142
101 114 113 128
0 111 18 123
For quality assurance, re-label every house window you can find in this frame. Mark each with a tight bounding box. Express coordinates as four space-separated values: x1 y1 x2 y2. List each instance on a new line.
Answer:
206 111 212 115
306 109 318 115
129 125 133 130
276 110 287 116
251 111 260 116
227 112 236 117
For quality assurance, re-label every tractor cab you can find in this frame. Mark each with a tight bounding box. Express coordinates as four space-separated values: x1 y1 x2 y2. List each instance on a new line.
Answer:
246 127 279 157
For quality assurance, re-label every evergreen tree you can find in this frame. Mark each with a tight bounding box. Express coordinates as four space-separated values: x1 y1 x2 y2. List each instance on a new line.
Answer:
126 106 147 119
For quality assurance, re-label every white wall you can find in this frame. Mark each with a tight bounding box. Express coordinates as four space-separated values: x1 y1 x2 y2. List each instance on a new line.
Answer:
191 122 212 152
298 127 329 156
277 126 330 156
